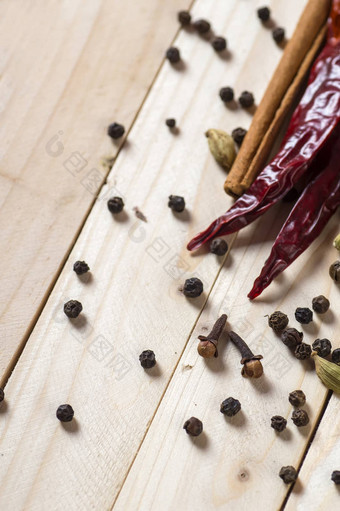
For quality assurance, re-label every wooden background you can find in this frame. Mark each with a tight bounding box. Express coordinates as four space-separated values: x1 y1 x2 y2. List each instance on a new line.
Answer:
1 0 339 509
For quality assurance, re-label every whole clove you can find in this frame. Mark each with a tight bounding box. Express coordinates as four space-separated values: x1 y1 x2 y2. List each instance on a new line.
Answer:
279 466 297 484
268 311 289 332
197 314 227 358
183 417 203 436
229 331 263 378
281 328 303 349
289 390 306 407
312 295 330 314
291 409 309 427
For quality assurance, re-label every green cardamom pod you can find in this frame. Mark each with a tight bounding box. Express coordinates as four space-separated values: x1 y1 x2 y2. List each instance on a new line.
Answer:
205 129 236 171
333 234 340 251
312 352 340 393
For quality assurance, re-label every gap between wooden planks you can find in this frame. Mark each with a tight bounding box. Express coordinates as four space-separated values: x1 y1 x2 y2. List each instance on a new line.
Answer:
0 0 192 383
2 0 335 509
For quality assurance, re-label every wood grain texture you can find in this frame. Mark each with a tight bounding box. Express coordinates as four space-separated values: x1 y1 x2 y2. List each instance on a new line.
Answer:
0 0 190 379
1 0 332 509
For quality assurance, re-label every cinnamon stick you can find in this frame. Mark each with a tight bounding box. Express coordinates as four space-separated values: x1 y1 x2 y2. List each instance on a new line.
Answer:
224 0 331 197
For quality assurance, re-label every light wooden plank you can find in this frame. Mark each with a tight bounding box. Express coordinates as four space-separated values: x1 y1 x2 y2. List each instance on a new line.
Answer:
285 396 340 509
0 0 313 509
114 212 340 511
0 0 190 378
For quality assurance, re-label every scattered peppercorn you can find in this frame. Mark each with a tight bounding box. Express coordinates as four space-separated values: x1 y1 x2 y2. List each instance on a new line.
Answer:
183 277 203 298
165 118 176 128
271 415 287 432
239 91 255 109
295 307 313 324
56 404 74 422
139 350 156 369
178 10 191 26
281 328 303 349
291 409 309 427
279 466 297 484
166 47 181 63
294 342 312 360
183 417 203 436
210 238 228 256
257 6 270 22
312 338 332 358
273 27 285 44
73 260 90 275
232 127 247 146
211 36 227 52
329 261 340 281
332 348 340 365
64 300 83 319
107 196 124 214
219 87 234 103
168 195 185 212
268 311 289 332
0 388 4 402
331 471 340 484
193 19 211 34
312 295 330 314
220 397 241 417
289 390 306 407
107 122 125 139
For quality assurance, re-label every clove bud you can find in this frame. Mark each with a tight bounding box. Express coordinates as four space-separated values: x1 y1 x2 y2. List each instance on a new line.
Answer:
229 331 263 378
197 314 227 358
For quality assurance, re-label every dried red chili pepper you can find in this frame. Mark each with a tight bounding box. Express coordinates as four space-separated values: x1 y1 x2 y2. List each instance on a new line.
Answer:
248 126 340 299
187 0 340 252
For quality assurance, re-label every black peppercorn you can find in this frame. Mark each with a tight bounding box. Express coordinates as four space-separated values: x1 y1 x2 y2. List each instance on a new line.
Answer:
281 328 303 349
331 471 340 484
193 19 211 34
273 27 285 44
271 415 287 432
289 390 306 407
183 278 203 298
211 36 227 52
257 7 270 22
329 261 340 281
239 91 255 109
210 238 228 256
312 338 332 358
183 417 203 436
73 260 90 275
56 404 74 422
139 350 156 369
165 118 176 128
168 195 185 212
332 348 340 365
294 342 312 360
232 127 247 146
219 87 234 103
268 311 289 332
107 196 124 214
0 388 4 402
312 295 330 314
107 122 125 139
178 10 191 26
64 300 83 319
166 47 181 63
220 397 241 417
295 307 313 324
279 466 297 484
292 408 309 427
